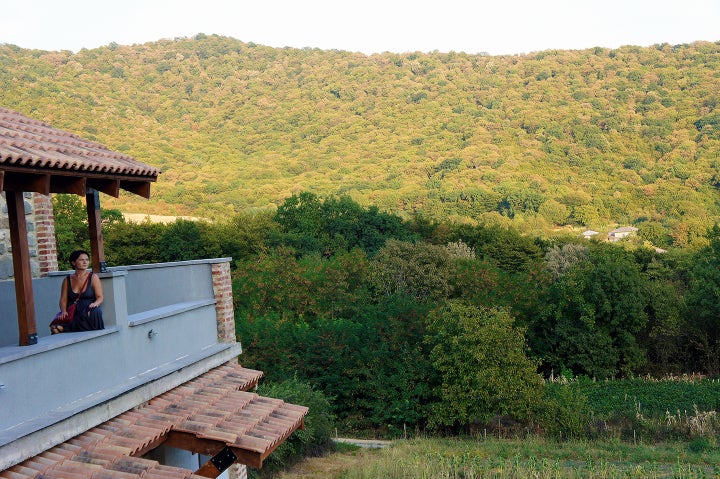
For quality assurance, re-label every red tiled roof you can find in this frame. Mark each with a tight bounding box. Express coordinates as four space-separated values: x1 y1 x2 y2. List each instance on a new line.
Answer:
0 107 159 178
0 363 309 478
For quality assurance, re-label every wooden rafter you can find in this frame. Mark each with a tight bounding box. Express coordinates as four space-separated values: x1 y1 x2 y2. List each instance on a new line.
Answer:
194 447 238 478
50 176 87 195
3 171 51 195
120 180 152 199
0 168 153 197
87 178 121 198
164 432 264 470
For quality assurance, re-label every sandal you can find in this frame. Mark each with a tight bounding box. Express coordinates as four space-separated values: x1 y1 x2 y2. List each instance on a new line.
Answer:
50 325 64 334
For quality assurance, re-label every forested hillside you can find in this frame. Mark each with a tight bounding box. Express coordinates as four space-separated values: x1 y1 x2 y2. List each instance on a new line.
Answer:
2 36 719 246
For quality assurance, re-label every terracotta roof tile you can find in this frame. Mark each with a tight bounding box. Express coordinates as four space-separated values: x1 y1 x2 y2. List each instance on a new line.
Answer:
19 457 53 473
51 443 83 458
38 471 88 479
49 460 106 476
0 472 26 479
0 107 159 179
1 363 307 478
70 449 116 468
2 466 38 478
94 470 144 479
143 464 206 479
233 435 273 453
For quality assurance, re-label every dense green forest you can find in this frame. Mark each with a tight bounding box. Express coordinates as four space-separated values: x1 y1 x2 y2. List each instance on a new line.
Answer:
56 192 720 441
3 36 720 247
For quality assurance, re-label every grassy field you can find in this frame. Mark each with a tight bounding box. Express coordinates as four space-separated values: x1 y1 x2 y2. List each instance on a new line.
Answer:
275 437 720 479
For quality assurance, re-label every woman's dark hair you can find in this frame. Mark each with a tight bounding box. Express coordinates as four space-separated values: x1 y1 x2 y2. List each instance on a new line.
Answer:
69 249 91 267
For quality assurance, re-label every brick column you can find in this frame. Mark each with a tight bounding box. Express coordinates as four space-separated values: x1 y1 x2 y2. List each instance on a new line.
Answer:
33 193 58 276
227 463 247 479
211 260 246 479
211 261 236 344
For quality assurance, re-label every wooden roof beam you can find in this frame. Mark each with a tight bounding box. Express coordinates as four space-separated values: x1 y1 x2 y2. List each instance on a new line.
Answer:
164 432 263 469
120 179 152 199
0 170 4 191
2 172 51 195
50 175 87 195
87 178 121 198
195 447 240 478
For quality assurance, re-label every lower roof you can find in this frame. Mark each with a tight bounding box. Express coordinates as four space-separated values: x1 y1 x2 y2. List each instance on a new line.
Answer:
0 363 308 478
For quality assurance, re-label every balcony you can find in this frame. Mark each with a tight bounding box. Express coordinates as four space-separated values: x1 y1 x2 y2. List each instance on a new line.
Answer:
0 258 241 469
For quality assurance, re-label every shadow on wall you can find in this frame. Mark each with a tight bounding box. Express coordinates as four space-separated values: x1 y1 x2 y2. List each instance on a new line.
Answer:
0 276 65 346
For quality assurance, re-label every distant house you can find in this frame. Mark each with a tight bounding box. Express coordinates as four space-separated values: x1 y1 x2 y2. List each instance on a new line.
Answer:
0 108 307 478
581 230 599 240
607 226 638 242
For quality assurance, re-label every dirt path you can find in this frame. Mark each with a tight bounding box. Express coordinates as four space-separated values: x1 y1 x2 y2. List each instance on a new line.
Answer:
332 438 393 448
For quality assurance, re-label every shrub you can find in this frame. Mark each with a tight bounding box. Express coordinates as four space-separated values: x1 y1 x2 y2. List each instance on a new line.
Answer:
540 381 592 439
251 377 335 477
425 301 544 431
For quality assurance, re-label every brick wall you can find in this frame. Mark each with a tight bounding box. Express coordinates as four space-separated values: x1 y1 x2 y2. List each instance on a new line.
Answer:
211 260 245 479
0 192 59 279
227 463 248 479
211 261 237 344
33 194 59 276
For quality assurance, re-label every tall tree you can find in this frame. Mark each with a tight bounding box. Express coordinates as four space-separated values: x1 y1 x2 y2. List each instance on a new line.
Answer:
685 225 720 375
425 301 543 430
533 246 648 378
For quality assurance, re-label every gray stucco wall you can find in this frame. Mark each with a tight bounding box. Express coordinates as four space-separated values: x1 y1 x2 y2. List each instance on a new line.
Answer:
119 261 216 315
0 259 231 437
0 275 64 346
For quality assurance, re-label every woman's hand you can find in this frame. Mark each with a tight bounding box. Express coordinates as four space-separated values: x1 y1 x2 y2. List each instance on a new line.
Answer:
60 310 68 319
89 302 99 309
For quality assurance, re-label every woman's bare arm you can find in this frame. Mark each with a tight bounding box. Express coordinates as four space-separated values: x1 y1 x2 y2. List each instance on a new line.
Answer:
59 277 69 318
89 274 103 308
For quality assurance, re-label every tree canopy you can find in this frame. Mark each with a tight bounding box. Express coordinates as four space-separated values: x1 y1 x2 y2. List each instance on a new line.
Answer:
3 37 719 246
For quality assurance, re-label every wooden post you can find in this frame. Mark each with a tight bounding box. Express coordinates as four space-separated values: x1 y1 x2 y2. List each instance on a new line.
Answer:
85 189 107 272
7 191 38 346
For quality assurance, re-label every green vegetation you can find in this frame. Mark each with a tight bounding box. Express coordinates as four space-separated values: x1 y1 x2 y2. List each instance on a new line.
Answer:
54 193 720 443
543 376 720 442
289 437 720 479
35 36 720 474
252 377 335 478
4 37 720 247
426 302 543 430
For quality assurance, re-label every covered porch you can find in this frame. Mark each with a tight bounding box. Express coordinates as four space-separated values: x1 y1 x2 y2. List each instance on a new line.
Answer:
0 108 308 477
0 258 248 468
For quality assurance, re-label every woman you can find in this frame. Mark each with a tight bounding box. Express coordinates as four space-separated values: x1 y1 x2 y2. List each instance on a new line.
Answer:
51 250 104 334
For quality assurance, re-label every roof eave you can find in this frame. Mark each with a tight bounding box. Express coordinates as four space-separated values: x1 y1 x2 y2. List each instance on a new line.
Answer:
0 167 157 198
